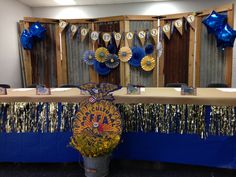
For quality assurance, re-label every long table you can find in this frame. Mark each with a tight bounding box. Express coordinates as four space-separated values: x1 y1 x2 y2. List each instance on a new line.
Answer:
0 88 236 168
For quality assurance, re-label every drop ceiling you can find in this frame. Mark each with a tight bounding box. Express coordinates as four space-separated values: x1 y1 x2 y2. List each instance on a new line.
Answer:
17 0 172 7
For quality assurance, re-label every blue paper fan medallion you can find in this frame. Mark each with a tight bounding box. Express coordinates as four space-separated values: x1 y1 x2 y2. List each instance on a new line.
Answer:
93 60 111 76
105 54 120 69
128 47 146 67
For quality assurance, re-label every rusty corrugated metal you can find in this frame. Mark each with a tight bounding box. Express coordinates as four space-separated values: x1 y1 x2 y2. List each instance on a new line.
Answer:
129 21 153 87
66 24 90 85
200 17 226 87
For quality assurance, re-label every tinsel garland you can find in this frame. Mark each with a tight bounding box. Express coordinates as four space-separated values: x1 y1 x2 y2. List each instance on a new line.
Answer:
0 102 236 138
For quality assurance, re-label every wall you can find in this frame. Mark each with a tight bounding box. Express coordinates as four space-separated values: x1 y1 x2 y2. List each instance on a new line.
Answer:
0 0 32 88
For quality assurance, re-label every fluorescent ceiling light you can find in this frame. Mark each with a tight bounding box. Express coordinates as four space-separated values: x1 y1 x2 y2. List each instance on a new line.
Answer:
54 0 76 5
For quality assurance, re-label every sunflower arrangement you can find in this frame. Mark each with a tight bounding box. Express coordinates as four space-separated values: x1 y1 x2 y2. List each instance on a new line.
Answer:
70 128 120 158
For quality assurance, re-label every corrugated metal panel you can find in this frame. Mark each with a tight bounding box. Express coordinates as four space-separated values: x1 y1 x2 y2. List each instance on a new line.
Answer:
129 21 153 87
66 24 90 85
31 23 57 87
200 18 226 87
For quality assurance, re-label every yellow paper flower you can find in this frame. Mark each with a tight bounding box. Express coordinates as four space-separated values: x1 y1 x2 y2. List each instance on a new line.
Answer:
118 47 132 62
141 56 156 71
95 47 109 63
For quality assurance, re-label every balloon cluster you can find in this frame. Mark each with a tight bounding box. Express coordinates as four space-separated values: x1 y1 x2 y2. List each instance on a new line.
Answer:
20 22 46 50
202 11 236 49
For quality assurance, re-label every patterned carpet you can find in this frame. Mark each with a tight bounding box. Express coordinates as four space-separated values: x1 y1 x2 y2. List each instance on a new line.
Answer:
0 161 235 177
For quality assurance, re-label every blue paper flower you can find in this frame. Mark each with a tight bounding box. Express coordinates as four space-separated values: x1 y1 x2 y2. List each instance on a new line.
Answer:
105 54 120 69
145 44 154 55
83 50 95 65
128 47 145 67
107 43 117 54
93 60 111 75
20 29 33 50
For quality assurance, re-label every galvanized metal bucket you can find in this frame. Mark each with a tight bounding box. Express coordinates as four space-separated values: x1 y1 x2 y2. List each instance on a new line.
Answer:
83 154 111 177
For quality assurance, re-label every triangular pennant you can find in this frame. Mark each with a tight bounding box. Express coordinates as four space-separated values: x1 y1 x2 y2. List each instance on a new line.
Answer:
70 25 78 38
102 33 111 47
81 28 89 42
162 23 171 40
185 14 196 30
138 30 146 47
59 20 68 33
150 28 158 45
91 31 99 46
126 32 134 47
174 18 183 35
114 32 122 48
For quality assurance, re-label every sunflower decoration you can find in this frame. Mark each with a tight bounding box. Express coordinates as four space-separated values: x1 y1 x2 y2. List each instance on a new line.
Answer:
105 54 120 69
141 56 156 71
83 50 95 65
95 47 109 63
118 47 132 62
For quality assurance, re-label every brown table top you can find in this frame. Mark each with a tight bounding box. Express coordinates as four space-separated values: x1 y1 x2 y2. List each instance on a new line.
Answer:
0 87 236 106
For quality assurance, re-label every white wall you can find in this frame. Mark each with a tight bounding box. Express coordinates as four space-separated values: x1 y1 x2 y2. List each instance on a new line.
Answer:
0 0 32 88
32 0 236 87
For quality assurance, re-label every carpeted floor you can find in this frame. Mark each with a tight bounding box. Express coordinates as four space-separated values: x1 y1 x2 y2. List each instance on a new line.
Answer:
0 161 235 177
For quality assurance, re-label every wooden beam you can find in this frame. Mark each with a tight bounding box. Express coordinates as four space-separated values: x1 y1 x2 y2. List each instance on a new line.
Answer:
195 16 202 87
55 24 63 86
62 19 92 24
225 7 234 87
61 30 68 84
198 3 233 17
124 20 131 86
124 15 157 21
152 20 158 87
20 21 32 87
159 20 165 87
95 16 125 23
188 27 195 87
119 20 126 86
24 17 58 23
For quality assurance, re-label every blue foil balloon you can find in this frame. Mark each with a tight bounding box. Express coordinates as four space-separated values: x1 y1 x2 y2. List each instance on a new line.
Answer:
20 29 33 50
202 10 227 34
29 22 46 39
216 23 236 48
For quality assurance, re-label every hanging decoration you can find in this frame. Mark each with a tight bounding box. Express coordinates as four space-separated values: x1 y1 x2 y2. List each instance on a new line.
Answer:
163 23 171 40
105 54 120 69
70 25 78 38
103 33 111 47
128 47 146 67
20 29 33 50
95 47 109 63
150 28 158 45
91 31 99 46
138 30 146 47
174 18 184 35
93 60 111 76
59 20 68 33
186 14 196 29
215 23 236 48
126 32 134 47
141 56 156 71
114 32 122 48
80 28 89 42
118 47 132 62
145 44 154 55
202 10 227 34
83 50 96 65
29 22 47 40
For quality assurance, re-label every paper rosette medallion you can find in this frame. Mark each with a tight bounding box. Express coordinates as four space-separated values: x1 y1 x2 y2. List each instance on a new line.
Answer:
95 47 109 63
118 47 132 62
73 100 122 135
83 50 95 65
141 56 156 71
105 54 120 69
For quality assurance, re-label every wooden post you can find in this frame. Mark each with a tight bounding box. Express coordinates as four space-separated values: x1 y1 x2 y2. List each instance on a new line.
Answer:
55 24 63 86
159 20 165 87
61 30 68 84
153 20 158 87
188 27 195 87
195 16 202 87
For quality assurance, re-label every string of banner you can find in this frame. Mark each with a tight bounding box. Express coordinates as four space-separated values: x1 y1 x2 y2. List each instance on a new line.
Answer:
58 14 195 75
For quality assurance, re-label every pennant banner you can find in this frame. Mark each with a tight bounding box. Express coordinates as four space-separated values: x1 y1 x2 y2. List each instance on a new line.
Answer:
102 33 111 47
138 30 146 46
163 23 171 40
114 32 122 48
81 28 89 42
186 14 195 30
126 32 134 47
91 31 99 46
59 20 68 33
150 28 158 45
174 19 183 35
70 25 78 38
